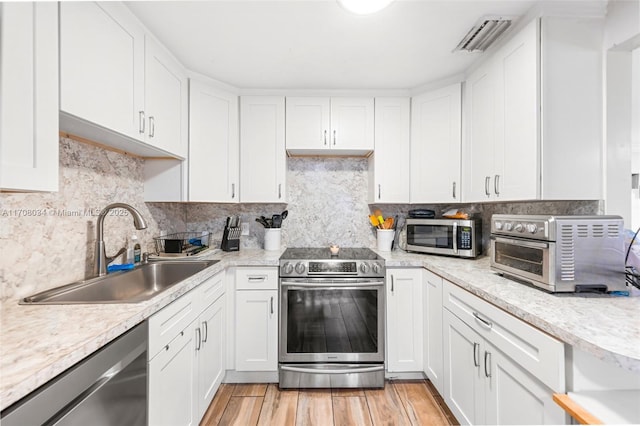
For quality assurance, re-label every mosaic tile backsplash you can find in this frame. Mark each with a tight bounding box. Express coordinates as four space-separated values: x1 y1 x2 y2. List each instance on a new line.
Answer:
0 139 600 301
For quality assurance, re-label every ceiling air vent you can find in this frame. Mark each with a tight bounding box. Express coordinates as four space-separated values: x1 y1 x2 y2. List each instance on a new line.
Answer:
454 16 513 52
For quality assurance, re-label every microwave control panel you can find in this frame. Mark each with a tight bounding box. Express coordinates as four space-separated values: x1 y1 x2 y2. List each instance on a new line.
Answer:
458 226 473 249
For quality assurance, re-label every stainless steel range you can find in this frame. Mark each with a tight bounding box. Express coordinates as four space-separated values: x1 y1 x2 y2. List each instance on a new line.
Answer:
278 248 385 389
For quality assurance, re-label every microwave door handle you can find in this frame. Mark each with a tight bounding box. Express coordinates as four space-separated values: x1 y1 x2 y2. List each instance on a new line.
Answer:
453 222 458 254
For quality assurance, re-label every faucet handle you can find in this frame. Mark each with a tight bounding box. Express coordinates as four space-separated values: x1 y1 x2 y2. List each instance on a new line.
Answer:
106 247 126 265
142 252 150 263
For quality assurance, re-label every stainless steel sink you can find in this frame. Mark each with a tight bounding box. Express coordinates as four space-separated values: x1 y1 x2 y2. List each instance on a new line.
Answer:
21 260 219 304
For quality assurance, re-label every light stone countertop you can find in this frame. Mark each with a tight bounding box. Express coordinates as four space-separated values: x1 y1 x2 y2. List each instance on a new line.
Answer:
2 248 639 411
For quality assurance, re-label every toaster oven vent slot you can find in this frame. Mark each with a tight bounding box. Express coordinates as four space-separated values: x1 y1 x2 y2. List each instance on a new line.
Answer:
591 224 604 238
577 224 590 238
607 223 620 238
559 224 576 281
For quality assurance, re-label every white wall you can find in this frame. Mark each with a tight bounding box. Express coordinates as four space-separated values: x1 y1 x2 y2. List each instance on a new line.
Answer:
632 47 640 230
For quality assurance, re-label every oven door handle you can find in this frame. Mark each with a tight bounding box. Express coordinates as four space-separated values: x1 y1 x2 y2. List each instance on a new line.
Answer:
492 236 549 249
279 365 384 375
280 280 385 288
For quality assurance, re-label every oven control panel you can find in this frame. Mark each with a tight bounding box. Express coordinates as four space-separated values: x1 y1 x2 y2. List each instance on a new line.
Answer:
280 260 385 278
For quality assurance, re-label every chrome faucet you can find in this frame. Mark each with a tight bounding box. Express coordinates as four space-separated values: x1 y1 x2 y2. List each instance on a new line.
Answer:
95 203 148 276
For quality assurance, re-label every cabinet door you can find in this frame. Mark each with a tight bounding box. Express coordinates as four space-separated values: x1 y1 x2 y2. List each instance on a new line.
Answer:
189 81 239 202
494 19 539 201
330 97 374 152
239 96 286 202
423 271 444 395
235 290 278 371
148 326 196 426
370 98 411 203
463 62 497 202
410 84 462 203
144 35 188 158
60 2 144 141
386 269 423 372
0 2 58 192
285 97 330 152
195 295 225 419
484 342 565 425
443 309 484 425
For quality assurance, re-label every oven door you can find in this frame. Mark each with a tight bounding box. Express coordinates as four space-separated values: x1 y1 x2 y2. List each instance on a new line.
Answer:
491 236 555 290
279 278 385 364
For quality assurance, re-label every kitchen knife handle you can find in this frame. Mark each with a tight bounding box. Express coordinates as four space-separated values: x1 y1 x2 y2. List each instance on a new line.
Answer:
138 111 145 134
485 176 491 196
494 174 500 195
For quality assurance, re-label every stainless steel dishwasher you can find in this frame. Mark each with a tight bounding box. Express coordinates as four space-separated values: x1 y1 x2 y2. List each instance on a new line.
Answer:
1 322 147 426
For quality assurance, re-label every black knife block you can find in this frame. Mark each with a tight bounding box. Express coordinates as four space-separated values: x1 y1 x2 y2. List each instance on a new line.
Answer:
221 227 240 252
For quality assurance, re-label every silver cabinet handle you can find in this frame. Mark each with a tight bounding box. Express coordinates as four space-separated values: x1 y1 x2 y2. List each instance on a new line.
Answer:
473 342 479 367
195 327 202 351
484 351 492 378
202 321 208 343
494 174 500 195
324 130 327 146
390 275 394 293
138 111 145 134
231 183 235 199
278 183 282 199
270 296 274 315
149 116 155 138
378 184 381 200
473 312 493 329
485 176 491 196
333 130 336 145
248 275 267 282
452 181 457 199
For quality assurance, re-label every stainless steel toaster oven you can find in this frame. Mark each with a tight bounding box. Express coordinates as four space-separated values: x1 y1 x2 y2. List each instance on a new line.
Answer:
490 214 627 293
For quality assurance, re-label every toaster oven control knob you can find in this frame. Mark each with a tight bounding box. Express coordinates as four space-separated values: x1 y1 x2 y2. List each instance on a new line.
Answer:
504 222 513 231
360 262 370 274
295 262 306 274
282 262 294 275
514 223 524 233
494 221 503 230
526 223 538 234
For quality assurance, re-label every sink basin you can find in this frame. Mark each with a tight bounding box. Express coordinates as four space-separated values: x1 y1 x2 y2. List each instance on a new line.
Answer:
21 260 219 304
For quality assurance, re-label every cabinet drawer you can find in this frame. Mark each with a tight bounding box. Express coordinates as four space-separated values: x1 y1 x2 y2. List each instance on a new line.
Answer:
235 267 278 290
443 280 565 392
148 291 197 359
194 271 225 313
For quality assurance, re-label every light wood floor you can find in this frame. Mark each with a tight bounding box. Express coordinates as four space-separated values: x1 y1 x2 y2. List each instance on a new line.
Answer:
200 380 458 426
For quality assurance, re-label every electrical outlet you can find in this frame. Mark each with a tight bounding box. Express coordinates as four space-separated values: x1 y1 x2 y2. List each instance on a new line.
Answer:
240 222 250 236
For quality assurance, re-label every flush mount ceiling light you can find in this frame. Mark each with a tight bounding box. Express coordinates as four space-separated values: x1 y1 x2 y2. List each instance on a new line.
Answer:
337 0 394 15
454 16 514 52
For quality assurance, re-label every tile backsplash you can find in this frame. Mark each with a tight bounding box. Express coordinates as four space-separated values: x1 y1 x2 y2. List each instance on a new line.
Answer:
0 139 600 301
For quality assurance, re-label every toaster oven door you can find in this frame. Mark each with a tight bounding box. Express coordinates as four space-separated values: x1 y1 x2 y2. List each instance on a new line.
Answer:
491 236 554 289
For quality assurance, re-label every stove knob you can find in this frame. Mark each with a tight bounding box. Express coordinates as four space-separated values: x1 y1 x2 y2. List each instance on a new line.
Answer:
360 262 370 274
514 223 524 233
494 221 503 231
295 262 306 274
372 262 381 274
282 262 294 275
526 223 538 234
504 222 513 231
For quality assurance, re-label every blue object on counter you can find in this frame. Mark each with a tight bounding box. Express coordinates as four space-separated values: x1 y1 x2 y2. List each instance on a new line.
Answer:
188 238 203 246
107 263 135 273
608 291 630 297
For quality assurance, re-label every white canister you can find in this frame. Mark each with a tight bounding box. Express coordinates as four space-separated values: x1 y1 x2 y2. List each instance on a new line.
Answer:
264 228 281 251
376 229 395 251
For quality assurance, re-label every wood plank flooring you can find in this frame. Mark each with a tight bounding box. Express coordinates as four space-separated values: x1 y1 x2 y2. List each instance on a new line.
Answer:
200 380 458 426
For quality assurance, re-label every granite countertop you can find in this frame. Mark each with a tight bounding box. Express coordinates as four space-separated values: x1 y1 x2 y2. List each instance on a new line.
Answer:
2 248 639 411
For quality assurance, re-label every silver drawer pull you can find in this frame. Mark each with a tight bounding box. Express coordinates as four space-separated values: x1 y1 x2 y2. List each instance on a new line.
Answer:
248 275 267 282
473 312 492 329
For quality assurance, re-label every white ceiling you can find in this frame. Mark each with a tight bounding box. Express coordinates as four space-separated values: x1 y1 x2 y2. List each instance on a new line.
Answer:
126 0 540 90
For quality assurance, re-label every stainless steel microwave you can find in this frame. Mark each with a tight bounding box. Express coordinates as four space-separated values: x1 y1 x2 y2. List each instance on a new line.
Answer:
404 218 481 258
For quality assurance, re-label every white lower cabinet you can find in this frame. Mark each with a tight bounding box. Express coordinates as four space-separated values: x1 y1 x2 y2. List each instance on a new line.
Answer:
235 268 278 372
442 279 566 425
386 269 423 372
423 270 444 395
148 271 225 425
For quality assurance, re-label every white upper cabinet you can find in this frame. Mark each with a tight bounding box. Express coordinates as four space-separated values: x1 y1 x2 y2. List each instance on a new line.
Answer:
59 2 187 159
240 96 286 203
463 17 603 202
286 97 374 155
188 80 239 202
0 2 59 192
411 83 462 203
369 98 411 203
144 35 188 159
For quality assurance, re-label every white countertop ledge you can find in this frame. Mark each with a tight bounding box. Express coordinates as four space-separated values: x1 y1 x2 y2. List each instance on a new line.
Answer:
1 248 638 411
